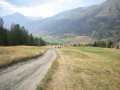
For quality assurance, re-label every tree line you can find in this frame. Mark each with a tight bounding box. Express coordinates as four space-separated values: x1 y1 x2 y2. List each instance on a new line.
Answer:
73 40 119 49
93 40 113 48
0 18 46 46
93 40 119 49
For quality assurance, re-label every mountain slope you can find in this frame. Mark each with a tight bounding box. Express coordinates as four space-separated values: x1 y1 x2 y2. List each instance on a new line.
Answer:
2 13 27 28
32 5 96 34
34 0 120 44
1 12 41 33
1 0 120 44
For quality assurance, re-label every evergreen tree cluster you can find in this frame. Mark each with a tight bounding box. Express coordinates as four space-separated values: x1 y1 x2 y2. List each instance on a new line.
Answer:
116 44 119 49
73 43 93 47
0 18 46 46
93 40 113 48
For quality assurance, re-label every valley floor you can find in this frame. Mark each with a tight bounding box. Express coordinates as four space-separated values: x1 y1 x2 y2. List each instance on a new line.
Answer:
39 46 120 90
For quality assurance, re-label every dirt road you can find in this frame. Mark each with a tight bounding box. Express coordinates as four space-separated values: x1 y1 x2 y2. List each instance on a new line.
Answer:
0 49 56 90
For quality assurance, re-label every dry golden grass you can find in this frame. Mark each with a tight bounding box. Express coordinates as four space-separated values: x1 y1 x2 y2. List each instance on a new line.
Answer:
42 46 120 90
0 46 50 67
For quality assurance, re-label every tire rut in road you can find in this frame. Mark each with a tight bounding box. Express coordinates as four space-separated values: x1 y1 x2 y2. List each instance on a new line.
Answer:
0 49 56 90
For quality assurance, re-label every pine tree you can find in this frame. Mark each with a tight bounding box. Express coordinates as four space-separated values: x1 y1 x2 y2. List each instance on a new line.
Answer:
97 41 102 47
24 30 30 45
0 21 46 46
0 18 4 27
108 40 113 48
0 18 4 45
38 37 46 46
101 41 106 48
2 29 9 46
20 26 29 45
116 44 119 49
29 34 34 46
73 44 76 47
93 41 97 47
0 18 9 46
9 24 21 45
9 24 15 45
33 37 39 46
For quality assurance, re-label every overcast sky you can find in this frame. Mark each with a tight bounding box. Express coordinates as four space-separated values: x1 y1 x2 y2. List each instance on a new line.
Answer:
0 0 107 18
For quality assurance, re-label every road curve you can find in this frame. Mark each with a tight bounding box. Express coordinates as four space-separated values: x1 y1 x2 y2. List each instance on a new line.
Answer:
0 49 57 90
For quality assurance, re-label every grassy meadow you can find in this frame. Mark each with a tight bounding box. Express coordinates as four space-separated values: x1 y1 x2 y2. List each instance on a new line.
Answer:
39 46 120 90
0 46 50 68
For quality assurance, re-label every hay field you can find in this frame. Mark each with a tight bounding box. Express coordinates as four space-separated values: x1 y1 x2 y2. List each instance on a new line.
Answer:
0 46 50 67
41 46 120 90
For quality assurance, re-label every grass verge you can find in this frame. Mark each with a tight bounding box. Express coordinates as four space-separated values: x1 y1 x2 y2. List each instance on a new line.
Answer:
0 46 50 68
37 50 60 90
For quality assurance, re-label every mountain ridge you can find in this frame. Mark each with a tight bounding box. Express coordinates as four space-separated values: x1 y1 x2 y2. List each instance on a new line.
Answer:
1 0 120 44
33 0 120 44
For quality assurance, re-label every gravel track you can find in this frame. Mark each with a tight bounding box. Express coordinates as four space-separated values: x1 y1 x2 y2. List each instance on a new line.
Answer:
0 49 56 90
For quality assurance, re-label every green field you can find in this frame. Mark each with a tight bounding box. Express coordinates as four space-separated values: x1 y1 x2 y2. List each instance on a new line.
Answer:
41 35 95 45
39 46 120 90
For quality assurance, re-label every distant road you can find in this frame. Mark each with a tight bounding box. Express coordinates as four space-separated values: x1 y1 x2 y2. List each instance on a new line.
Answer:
0 49 56 90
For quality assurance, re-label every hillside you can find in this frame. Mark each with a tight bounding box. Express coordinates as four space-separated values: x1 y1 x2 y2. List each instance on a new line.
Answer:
1 0 120 44
33 0 120 44
1 12 42 33
2 13 27 28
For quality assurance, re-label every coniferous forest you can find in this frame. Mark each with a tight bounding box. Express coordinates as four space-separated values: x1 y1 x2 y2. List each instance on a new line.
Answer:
0 18 46 46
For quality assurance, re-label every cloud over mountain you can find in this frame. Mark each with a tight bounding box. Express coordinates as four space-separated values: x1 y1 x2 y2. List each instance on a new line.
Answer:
0 0 106 17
